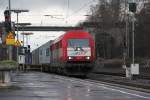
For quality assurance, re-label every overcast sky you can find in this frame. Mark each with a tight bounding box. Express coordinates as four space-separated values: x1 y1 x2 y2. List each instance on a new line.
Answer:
0 0 98 50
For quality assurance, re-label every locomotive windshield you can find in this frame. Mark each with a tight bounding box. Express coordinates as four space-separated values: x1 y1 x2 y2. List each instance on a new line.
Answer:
68 39 89 47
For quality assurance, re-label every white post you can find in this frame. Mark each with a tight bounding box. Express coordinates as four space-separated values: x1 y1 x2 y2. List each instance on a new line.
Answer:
4 71 11 83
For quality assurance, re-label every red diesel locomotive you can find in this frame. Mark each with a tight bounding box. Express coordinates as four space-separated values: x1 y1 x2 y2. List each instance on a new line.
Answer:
50 30 95 76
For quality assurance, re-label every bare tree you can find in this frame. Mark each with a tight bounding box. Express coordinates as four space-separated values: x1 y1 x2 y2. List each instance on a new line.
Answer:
87 0 124 58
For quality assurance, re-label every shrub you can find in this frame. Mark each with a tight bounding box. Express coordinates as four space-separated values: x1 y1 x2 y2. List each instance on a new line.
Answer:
0 60 17 70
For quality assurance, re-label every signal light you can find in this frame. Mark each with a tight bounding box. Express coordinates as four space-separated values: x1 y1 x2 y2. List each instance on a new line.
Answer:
27 45 30 53
4 10 12 33
4 10 11 22
129 3 136 13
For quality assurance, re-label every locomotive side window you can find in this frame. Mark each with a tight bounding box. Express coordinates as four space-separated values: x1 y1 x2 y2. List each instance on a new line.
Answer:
68 39 89 47
40 49 42 55
46 48 50 56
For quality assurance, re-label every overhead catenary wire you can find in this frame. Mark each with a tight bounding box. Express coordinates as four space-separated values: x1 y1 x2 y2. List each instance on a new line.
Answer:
0 0 7 15
65 0 70 24
66 0 97 19
0 1 8 22
66 0 69 18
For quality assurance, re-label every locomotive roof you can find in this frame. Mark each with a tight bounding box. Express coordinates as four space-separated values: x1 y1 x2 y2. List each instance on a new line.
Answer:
51 30 91 45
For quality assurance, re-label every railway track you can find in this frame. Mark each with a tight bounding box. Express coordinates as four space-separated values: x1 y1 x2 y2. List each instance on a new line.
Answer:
87 72 150 93
92 72 150 80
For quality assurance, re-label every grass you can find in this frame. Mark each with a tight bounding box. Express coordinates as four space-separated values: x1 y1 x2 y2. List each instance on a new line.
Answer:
0 60 17 70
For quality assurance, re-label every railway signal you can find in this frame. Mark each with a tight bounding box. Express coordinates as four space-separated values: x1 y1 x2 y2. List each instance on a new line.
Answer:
129 3 137 13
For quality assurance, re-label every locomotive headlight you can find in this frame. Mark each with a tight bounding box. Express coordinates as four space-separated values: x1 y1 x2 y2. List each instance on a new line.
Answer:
86 56 90 60
68 56 72 60
77 47 80 51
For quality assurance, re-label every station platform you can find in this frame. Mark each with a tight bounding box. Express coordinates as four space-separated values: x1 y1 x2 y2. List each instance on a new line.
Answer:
0 72 150 100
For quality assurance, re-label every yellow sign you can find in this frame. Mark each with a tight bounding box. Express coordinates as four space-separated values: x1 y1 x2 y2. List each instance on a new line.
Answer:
6 39 15 45
6 31 15 45
15 40 21 47
6 32 15 39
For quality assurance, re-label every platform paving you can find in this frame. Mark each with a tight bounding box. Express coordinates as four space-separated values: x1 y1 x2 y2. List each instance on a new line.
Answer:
0 72 149 100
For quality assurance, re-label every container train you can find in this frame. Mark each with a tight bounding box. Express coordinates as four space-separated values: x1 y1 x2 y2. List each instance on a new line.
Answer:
32 30 95 76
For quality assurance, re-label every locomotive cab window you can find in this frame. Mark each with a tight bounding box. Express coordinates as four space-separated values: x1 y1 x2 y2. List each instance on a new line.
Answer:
68 39 89 47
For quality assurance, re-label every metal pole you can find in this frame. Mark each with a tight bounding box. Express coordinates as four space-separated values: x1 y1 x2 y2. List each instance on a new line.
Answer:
123 0 127 66
16 13 19 41
125 0 129 58
26 35 28 46
8 0 12 60
132 13 135 65
22 28 25 71
8 0 11 10
23 33 25 72
16 12 19 71
23 34 24 47
21 26 25 72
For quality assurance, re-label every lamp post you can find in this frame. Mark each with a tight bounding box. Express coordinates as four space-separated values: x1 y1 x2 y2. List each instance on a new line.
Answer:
8 0 12 60
11 9 29 71
17 23 31 71
132 13 135 65
20 32 33 72
124 0 138 79
21 32 33 71
128 0 139 79
129 0 136 65
17 23 31 47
